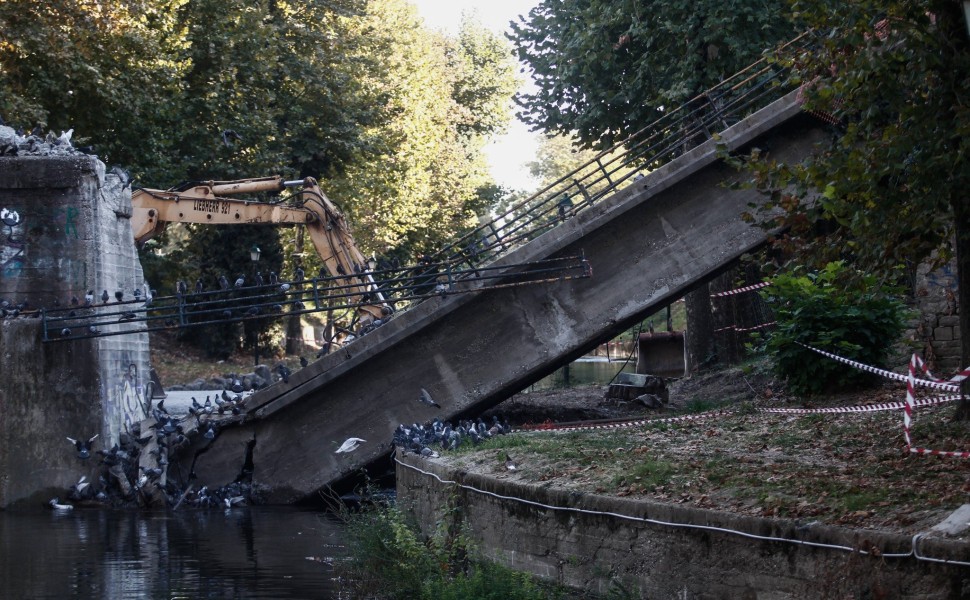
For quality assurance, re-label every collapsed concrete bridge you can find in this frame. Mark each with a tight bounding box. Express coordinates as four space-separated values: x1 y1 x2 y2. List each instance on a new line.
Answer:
179 90 829 503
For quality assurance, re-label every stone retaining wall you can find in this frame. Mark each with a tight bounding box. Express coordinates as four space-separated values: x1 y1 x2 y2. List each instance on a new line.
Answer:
397 453 970 599
911 258 962 375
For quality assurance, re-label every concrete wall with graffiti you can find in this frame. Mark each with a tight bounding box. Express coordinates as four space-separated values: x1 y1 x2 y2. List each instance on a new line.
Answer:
0 155 150 445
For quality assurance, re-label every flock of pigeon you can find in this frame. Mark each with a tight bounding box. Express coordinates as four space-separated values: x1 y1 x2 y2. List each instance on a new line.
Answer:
50 390 264 511
50 384 517 511
0 120 86 158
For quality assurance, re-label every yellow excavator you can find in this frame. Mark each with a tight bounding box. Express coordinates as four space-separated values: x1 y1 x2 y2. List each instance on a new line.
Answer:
129 176 388 326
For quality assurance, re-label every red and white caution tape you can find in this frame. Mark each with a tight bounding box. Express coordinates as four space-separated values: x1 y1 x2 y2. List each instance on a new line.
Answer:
797 343 961 392
713 321 776 334
757 395 959 415
710 281 771 298
902 354 970 457
517 409 730 433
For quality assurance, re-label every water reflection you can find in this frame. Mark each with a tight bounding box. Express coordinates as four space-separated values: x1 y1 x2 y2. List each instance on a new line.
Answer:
528 357 636 391
0 507 345 600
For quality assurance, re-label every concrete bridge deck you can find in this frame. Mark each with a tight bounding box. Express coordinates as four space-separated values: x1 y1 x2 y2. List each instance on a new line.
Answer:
178 91 828 503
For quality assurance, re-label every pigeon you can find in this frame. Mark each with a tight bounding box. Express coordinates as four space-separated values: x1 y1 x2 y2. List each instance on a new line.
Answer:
419 388 441 409
219 275 230 290
195 279 204 294
335 438 366 453
101 290 109 304
221 129 242 148
115 290 124 302
276 364 291 383
254 272 264 286
70 295 79 306
109 165 131 188
176 280 187 295
269 271 279 285
60 328 72 338
84 290 94 305
505 453 518 471
299 356 308 368
69 476 90 498
48 497 74 511
88 325 99 335
67 434 99 460
234 275 245 288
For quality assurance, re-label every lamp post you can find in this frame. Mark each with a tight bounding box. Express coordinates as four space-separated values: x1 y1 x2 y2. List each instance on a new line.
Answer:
250 244 261 366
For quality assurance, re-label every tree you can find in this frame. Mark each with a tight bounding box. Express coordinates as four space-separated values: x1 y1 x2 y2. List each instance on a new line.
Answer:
508 0 798 149
739 0 970 414
328 4 519 258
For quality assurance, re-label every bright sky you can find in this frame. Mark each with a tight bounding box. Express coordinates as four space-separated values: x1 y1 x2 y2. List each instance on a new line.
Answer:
410 0 541 192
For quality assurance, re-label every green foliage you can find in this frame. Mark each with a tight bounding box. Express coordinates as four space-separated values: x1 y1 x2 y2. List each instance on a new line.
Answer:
1 0 519 357
762 261 910 395
343 504 557 600
508 0 798 149
735 0 970 382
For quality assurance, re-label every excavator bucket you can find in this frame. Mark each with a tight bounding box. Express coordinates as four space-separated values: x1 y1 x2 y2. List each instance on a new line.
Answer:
636 331 685 378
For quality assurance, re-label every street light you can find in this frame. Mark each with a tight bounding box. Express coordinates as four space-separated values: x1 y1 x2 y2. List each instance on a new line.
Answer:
367 256 377 272
250 244 261 366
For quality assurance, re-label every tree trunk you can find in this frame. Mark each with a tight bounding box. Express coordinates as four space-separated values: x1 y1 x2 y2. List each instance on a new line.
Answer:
685 282 716 375
710 268 744 364
951 194 970 420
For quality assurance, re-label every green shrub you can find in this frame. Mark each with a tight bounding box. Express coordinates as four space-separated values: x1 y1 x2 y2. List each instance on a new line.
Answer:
341 503 562 600
762 261 910 396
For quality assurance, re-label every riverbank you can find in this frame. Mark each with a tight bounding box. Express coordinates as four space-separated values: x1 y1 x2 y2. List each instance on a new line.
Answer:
451 361 970 538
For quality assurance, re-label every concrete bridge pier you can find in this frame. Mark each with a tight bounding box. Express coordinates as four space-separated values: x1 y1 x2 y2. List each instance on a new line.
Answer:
0 153 150 508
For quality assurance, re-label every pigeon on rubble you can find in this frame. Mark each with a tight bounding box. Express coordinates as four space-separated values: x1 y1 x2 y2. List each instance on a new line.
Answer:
335 438 366 453
67 434 99 460
418 388 441 409
109 165 131 188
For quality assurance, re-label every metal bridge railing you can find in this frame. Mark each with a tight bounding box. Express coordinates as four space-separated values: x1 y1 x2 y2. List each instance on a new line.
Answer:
41 255 591 342
429 34 810 271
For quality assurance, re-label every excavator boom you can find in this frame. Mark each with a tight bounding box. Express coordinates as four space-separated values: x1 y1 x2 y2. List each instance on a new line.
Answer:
131 176 385 324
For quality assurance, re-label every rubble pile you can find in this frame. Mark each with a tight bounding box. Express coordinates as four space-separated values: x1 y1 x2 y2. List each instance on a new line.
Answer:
0 124 90 158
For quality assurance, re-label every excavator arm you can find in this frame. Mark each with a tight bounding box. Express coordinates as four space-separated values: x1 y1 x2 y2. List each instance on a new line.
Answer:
131 176 386 324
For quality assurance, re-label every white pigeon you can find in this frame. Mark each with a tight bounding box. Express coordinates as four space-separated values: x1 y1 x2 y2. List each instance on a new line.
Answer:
335 437 366 454
48 497 74 510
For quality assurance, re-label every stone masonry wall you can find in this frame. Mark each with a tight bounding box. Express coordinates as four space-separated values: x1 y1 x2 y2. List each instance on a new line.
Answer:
910 257 962 374
397 454 970 599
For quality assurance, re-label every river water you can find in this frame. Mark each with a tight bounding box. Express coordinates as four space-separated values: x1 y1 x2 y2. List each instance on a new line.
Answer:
0 507 347 599
0 356 635 599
